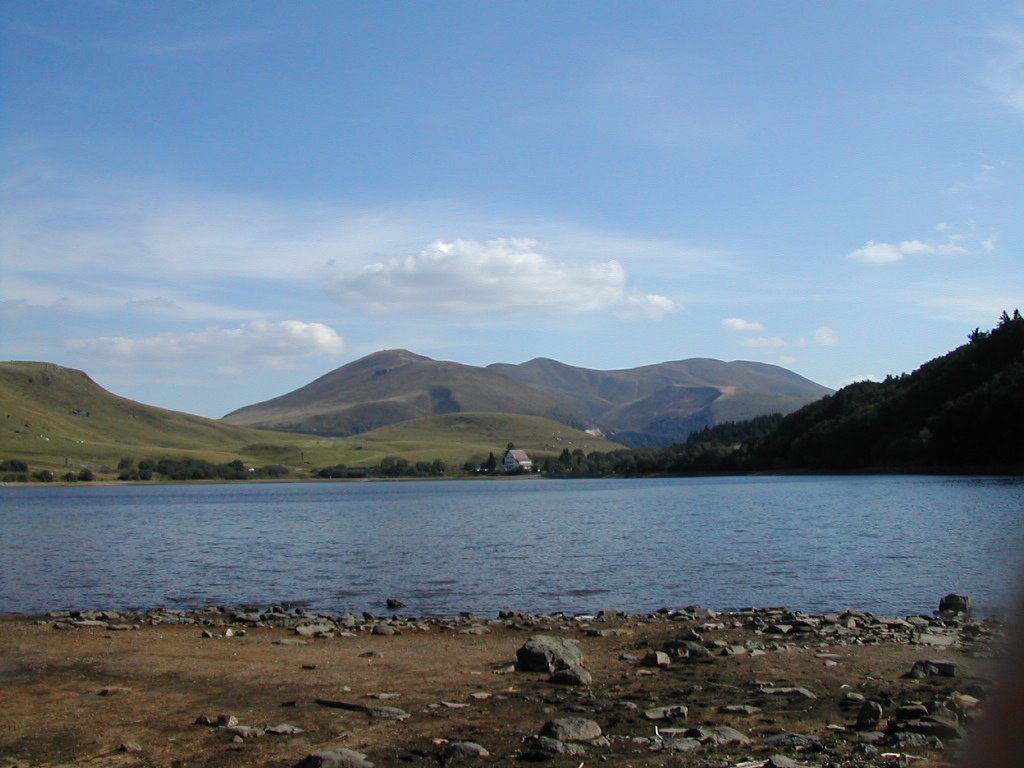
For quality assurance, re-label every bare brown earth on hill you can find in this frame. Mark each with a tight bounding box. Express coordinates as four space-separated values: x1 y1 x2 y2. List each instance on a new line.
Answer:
0 606 1006 768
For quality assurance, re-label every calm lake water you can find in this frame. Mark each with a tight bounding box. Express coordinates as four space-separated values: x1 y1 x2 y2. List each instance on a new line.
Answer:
1 475 1022 617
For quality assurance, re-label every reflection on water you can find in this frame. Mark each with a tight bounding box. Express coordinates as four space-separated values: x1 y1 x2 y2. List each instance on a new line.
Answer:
2 475 1022 616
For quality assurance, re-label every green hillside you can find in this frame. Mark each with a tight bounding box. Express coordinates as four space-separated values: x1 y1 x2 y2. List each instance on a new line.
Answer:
343 412 621 467
0 362 618 479
750 311 1024 471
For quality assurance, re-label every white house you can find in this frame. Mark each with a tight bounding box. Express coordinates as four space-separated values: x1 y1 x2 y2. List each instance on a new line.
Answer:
503 449 533 472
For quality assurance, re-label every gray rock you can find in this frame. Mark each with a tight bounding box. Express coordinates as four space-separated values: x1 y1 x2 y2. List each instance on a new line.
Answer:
896 703 930 720
884 731 944 750
892 716 965 741
221 725 262 739
643 705 688 722
265 723 305 735
291 748 375 768
764 733 825 751
906 659 957 678
295 624 334 637
938 593 971 614
663 640 712 659
641 651 671 667
856 700 884 729
549 666 593 685
758 686 817 700
539 717 602 742
686 725 750 745
441 741 490 759
371 624 398 636
368 705 409 720
521 735 586 759
458 625 491 635
385 598 405 609
116 742 143 753
515 635 584 673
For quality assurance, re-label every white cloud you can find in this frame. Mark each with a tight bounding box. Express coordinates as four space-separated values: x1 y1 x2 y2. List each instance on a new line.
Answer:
848 231 977 264
65 320 344 369
329 238 627 314
722 317 765 332
848 240 919 263
936 238 968 256
615 292 679 319
811 327 840 346
982 234 998 251
897 240 935 255
778 355 798 365
746 336 786 349
986 29 1024 112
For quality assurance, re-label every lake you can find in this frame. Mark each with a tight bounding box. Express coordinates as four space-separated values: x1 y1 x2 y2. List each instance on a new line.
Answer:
1 475 1022 617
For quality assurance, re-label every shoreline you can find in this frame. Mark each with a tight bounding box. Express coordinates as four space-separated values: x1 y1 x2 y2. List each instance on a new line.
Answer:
2 600 1009 626
2 464 1022 489
1 601 1004 768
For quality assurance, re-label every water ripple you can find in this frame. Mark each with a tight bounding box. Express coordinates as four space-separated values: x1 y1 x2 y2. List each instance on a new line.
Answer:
1 476 1022 616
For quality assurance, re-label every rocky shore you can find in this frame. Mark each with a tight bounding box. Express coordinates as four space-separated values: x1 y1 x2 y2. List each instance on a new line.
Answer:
0 596 1007 768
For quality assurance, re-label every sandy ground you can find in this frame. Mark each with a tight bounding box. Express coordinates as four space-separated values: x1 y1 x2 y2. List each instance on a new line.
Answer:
0 608 1005 768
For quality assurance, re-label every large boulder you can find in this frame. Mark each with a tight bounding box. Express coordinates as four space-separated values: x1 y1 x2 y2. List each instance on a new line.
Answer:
938 594 972 614
515 635 584 673
539 717 602 743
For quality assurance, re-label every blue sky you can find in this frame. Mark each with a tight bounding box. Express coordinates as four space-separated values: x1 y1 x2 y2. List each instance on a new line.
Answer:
2 1 1023 419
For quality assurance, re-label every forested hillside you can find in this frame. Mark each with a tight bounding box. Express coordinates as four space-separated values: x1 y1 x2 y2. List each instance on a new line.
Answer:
556 312 1023 475
751 311 1023 471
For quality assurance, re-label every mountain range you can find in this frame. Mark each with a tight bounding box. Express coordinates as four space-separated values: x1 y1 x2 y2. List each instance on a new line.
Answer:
223 350 832 447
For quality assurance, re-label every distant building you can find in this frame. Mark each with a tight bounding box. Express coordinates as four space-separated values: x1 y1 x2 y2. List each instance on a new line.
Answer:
503 449 533 472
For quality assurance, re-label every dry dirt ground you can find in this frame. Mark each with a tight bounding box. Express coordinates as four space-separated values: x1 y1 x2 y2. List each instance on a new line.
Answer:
0 608 1005 768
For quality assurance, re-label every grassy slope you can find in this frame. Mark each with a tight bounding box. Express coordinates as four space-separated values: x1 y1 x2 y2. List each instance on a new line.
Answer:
345 412 622 467
0 362 619 476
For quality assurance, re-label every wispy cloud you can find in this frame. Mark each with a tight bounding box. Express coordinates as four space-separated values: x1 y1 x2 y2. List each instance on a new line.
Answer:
811 327 840 346
985 29 1024 112
722 317 765 332
66 320 344 369
745 336 786 349
943 160 1000 195
615 293 679 319
1 165 715 322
